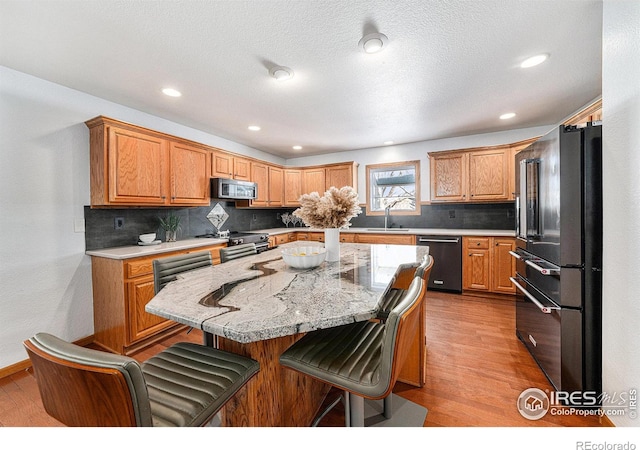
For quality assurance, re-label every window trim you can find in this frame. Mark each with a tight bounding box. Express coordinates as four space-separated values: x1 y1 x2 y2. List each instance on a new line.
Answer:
365 160 421 216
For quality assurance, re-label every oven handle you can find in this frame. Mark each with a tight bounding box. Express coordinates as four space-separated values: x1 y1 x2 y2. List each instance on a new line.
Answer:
525 259 560 276
509 250 522 260
509 277 559 314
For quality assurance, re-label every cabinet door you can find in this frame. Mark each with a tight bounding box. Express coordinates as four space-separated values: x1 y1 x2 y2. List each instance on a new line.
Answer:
127 277 173 343
302 168 326 194
233 157 251 181
430 153 467 202
169 142 210 205
268 166 284 206
251 162 269 206
463 237 491 291
108 126 167 204
284 169 303 206
211 151 234 178
468 149 509 201
326 165 354 189
492 238 516 294
355 234 415 245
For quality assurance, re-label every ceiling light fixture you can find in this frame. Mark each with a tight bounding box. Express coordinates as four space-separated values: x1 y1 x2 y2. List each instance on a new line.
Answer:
358 32 388 54
292 145 303 150
248 125 261 131
383 141 394 145
521 53 549 68
269 66 294 81
500 112 516 120
162 88 182 97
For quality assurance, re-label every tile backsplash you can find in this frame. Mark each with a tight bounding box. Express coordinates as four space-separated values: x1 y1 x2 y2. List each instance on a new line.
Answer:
84 201 515 250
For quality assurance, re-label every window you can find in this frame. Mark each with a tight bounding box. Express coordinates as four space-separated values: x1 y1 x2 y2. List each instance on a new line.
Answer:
366 161 420 215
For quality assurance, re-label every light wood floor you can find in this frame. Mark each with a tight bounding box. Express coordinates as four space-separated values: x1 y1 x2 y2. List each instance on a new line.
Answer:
0 291 604 427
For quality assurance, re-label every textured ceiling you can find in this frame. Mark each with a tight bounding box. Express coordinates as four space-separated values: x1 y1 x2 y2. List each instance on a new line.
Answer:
0 0 602 158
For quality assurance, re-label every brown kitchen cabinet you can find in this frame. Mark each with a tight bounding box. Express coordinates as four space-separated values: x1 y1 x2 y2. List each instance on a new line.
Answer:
462 236 516 295
354 233 416 245
90 243 226 355
430 152 468 202
86 116 210 207
248 162 284 207
302 167 326 194
284 169 303 206
211 151 251 181
326 162 358 190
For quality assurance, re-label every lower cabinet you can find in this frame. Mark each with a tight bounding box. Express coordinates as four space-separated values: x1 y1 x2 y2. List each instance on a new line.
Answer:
90 243 226 355
462 236 516 295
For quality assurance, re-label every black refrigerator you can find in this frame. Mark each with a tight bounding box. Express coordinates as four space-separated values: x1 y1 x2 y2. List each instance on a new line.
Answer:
512 123 602 398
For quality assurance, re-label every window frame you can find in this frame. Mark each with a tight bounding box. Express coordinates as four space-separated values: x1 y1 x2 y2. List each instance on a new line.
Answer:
365 160 421 216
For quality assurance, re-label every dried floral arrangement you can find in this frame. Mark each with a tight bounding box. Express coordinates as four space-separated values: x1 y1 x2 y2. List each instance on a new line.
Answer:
293 186 362 229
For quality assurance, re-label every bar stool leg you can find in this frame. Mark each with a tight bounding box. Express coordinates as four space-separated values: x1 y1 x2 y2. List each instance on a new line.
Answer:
383 394 393 419
348 393 365 427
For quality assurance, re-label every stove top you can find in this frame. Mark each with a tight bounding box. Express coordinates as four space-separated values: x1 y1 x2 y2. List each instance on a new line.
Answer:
196 231 269 246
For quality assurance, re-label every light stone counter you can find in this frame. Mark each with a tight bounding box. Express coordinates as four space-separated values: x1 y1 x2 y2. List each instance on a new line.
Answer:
85 237 228 260
257 227 515 237
146 242 429 343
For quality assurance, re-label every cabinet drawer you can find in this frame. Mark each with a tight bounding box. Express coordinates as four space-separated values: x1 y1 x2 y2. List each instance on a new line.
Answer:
339 233 355 243
126 259 154 279
466 237 490 249
275 234 289 245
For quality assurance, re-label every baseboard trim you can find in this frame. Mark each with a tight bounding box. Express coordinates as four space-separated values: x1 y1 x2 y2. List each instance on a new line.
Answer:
0 334 95 379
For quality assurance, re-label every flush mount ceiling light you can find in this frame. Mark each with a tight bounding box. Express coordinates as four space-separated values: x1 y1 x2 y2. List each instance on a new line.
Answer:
521 53 549 68
500 112 516 120
248 125 261 131
383 141 394 145
358 32 388 54
269 66 294 81
292 145 303 150
162 88 182 97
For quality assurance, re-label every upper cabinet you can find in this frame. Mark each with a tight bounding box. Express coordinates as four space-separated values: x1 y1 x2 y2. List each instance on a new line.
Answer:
302 167 326 195
86 116 210 207
211 151 250 181
248 162 284 207
283 169 303 207
326 163 358 190
429 138 537 203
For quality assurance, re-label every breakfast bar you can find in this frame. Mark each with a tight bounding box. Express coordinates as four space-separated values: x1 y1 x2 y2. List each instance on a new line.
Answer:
146 242 429 426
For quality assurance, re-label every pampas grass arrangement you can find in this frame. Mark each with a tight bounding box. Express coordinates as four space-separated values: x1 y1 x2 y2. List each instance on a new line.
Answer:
293 186 362 229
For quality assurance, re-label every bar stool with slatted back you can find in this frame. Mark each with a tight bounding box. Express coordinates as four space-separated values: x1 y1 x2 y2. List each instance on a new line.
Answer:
219 243 257 263
279 258 432 427
153 250 213 294
24 333 259 427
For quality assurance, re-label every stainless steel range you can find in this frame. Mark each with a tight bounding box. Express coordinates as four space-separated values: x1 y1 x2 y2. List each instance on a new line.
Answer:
197 231 270 253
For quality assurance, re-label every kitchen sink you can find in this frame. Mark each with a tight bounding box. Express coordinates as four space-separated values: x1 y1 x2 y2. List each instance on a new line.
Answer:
366 228 411 232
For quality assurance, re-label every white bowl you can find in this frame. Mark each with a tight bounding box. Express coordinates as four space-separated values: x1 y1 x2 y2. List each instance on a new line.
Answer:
139 233 157 243
282 246 327 269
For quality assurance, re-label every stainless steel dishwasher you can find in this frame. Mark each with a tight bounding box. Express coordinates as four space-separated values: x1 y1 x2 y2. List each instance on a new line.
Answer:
416 235 462 293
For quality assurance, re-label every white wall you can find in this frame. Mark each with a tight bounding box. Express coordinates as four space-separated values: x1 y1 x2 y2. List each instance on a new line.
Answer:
286 126 552 203
0 66 284 368
601 0 640 428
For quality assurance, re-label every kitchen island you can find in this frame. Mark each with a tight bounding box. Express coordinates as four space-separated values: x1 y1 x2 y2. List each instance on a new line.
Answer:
146 242 429 426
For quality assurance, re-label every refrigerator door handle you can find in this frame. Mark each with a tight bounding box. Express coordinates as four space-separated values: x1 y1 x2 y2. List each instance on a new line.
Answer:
510 277 559 314
525 259 561 276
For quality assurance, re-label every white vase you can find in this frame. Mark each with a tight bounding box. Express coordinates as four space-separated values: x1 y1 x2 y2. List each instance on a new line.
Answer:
324 228 340 262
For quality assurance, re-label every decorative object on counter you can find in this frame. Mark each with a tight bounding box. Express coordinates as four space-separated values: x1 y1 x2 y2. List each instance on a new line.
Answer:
158 212 181 242
138 233 156 244
281 212 292 227
293 186 362 261
206 203 229 230
291 214 303 227
281 246 327 269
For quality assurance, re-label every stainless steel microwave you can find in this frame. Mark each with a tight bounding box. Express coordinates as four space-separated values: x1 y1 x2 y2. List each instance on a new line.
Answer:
212 178 258 200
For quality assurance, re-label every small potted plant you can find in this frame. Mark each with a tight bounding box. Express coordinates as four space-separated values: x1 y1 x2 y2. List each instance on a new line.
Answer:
159 212 181 242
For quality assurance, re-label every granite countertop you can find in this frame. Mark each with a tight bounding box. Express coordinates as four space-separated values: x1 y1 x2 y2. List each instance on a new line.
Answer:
146 242 429 343
85 237 228 259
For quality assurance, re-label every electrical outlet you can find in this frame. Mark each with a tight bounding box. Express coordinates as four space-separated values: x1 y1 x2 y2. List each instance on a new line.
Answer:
449 210 456 219
252 214 257 221
114 217 124 230
277 213 281 219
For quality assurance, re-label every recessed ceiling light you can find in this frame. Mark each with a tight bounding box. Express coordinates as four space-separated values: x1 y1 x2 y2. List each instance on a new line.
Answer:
500 112 516 120
521 54 549 68
358 32 389 54
248 125 261 131
292 145 303 150
384 141 394 145
269 66 294 81
162 88 182 97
